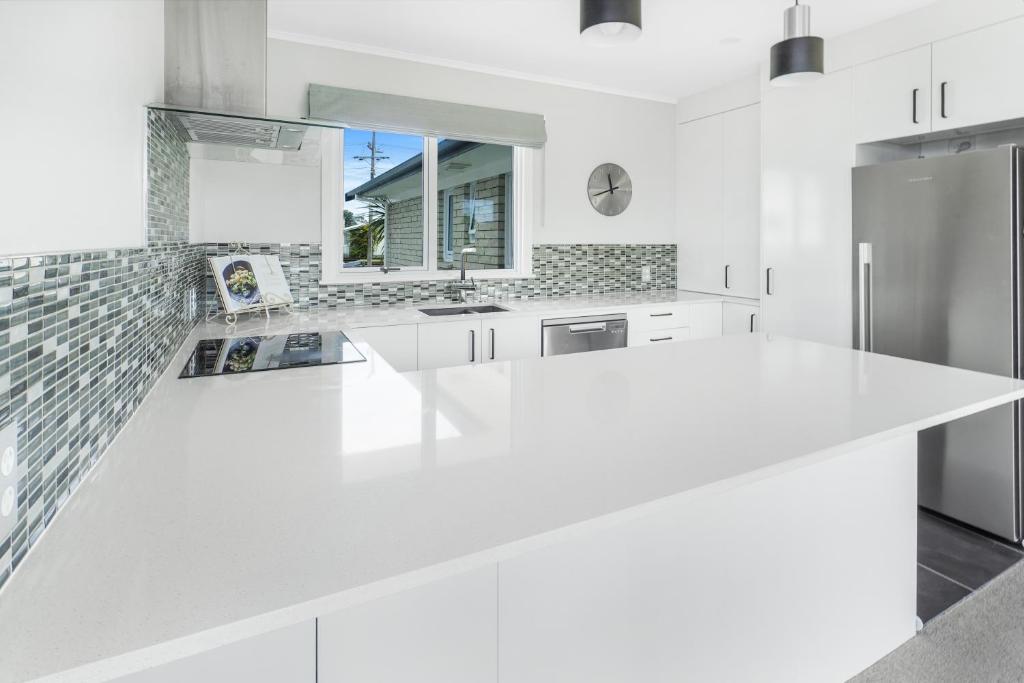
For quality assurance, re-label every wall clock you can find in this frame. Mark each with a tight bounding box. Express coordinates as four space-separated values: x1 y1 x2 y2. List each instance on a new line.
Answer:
587 163 632 216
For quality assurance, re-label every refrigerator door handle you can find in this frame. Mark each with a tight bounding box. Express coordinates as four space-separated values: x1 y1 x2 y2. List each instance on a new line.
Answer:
858 243 873 352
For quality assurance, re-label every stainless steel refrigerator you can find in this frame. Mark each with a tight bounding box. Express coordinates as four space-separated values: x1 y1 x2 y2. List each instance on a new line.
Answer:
853 146 1023 542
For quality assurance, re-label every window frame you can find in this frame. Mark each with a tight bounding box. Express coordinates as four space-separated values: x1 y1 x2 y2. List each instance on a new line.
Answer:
321 129 536 284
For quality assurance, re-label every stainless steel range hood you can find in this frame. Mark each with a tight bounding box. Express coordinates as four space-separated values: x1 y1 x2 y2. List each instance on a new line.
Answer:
158 0 300 150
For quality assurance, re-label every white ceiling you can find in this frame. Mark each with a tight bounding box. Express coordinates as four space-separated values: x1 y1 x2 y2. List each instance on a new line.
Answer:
268 0 938 102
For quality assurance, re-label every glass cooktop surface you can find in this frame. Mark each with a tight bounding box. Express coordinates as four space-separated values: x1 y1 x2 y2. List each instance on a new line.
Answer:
179 331 365 378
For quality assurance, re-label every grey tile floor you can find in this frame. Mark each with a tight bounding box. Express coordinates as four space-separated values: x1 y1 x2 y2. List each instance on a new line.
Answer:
917 509 1023 622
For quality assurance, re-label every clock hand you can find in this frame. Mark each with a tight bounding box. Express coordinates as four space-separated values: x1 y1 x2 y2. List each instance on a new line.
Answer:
592 186 621 197
607 173 614 195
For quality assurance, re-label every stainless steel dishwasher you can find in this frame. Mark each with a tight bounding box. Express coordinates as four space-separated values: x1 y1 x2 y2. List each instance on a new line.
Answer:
541 313 628 356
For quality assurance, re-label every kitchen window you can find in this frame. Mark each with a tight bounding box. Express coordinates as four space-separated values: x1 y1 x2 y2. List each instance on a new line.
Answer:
323 128 533 282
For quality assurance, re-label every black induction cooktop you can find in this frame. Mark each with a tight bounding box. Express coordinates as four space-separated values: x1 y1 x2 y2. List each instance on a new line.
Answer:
179 331 365 378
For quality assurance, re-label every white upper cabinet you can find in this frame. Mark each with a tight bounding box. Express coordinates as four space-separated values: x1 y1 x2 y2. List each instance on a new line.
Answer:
931 16 1024 132
482 316 540 363
676 104 760 299
722 104 761 299
676 114 725 294
852 46 931 143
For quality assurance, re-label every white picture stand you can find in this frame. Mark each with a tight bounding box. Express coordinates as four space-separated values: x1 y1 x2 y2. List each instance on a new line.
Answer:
206 243 296 325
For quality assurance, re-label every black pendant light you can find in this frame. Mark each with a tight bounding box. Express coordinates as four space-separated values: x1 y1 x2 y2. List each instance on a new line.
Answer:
770 1 824 86
580 0 642 44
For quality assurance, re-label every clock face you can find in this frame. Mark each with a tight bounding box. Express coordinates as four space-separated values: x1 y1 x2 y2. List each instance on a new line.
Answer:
587 163 632 217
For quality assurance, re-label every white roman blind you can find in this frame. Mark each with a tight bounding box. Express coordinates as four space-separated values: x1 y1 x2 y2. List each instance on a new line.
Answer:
307 84 547 148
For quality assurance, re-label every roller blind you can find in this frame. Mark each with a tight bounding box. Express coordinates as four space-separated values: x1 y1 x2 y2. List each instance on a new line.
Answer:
307 84 547 148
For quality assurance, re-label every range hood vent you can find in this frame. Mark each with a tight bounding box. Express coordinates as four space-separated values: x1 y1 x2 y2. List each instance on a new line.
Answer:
166 110 307 150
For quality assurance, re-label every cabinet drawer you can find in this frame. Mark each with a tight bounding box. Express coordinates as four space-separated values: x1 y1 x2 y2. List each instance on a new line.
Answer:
630 326 691 347
628 304 690 332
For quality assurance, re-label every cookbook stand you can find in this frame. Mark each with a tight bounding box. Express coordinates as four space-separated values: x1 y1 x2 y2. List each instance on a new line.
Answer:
205 243 295 326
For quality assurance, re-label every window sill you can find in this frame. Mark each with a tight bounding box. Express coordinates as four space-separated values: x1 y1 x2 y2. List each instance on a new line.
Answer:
319 268 535 286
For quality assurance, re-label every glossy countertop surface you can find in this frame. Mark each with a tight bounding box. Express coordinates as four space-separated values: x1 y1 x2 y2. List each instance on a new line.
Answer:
2 322 1023 681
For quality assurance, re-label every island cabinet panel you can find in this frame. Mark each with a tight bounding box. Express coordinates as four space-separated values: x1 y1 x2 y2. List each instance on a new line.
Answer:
723 301 760 335
354 324 418 371
482 315 540 363
111 621 315 683
496 434 917 683
317 566 497 683
418 320 483 370
931 16 1024 132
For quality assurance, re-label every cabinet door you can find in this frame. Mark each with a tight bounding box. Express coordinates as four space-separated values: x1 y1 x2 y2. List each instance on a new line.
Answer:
353 324 418 372
932 16 1024 131
762 70 855 348
853 46 931 143
112 622 315 683
676 114 725 294
688 302 723 340
722 302 760 335
482 315 540 363
418 320 481 370
722 104 761 299
318 566 497 683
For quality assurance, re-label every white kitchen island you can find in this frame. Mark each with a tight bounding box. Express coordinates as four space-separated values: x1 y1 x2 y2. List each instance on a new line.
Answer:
1 325 1022 683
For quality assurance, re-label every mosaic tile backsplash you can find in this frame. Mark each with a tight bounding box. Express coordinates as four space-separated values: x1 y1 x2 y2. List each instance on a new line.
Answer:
204 242 677 311
0 245 205 591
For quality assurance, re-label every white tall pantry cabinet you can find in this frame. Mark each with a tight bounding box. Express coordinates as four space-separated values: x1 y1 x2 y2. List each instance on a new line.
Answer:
676 104 761 300
760 70 856 349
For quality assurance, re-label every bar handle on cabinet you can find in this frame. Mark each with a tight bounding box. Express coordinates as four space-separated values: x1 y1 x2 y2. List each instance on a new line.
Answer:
749 313 756 333
650 336 673 343
912 88 919 124
489 328 495 360
940 81 949 119
858 243 873 352
470 329 476 363
724 264 731 289
766 268 774 296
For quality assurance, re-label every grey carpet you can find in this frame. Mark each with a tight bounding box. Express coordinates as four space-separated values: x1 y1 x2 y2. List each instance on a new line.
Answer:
850 559 1024 682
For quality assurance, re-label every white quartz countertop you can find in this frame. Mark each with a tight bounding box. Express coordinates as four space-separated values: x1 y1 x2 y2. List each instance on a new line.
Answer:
2 321 1023 682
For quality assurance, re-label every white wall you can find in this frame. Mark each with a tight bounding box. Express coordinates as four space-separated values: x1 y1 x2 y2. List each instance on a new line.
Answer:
266 38 676 245
0 0 163 255
189 159 322 244
676 72 760 124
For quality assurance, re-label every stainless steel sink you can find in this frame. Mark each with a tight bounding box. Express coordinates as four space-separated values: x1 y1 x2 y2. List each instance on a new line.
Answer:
418 305 509 316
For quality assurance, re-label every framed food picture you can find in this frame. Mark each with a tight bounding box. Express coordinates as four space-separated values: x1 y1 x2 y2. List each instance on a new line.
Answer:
209 254 294 314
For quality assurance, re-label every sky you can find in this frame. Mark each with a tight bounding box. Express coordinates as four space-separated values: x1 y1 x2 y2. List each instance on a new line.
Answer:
343 129 423 222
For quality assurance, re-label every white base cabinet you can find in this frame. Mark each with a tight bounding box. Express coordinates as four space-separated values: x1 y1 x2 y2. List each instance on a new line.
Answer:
418 320 482 370
688 302 724 340
481 315 541 363
723 301 760 335
417 316 540 370
354 324 418 372
317 567 498 683
111 622 315 683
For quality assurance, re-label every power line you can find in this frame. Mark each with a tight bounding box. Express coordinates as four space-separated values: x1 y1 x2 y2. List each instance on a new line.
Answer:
351 131 390 179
